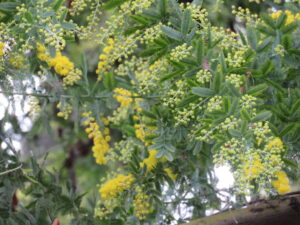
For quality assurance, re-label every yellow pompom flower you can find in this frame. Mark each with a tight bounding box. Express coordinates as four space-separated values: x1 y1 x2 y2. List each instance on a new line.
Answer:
272 171 291 194
140 150 158 171
133 186 153 220
266 137 283 150
164 168 177 181
244 154 264 180
271 10 300 25
0 42 5 57
48 52 74 76
113 88 134 108
96 38 115 77
99 174 134 200
82 113 111 164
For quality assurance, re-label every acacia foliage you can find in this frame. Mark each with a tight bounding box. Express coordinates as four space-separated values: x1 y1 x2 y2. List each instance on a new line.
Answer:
0 0 300 224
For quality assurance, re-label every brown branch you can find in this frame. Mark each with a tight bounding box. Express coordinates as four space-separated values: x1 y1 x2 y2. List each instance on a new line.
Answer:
181 193 300 225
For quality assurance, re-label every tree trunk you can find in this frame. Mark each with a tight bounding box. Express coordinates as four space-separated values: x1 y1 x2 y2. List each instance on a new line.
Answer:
182 192 300 225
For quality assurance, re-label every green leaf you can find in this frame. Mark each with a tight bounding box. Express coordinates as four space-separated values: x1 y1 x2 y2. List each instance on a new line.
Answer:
256 38 272 53
61 22 76 30
160 70 183 82
246 26 257 49
140 47 163 57
280 123 296 137
282 158 298 168
228 129 242 137
291 99 300 114
222 96 230 112
24 11 34 23
280 22 298 34
103 0 127 10
260 60 274 75
158 0 167 17
130 15 149 25
276 12 287 29
161 25 183 41
238 29 247 45
212 71 223 93
196 39 204 65
263 78 284 93
247 83 268 96
52 0 65 12
177 95 198 107
0 2 20 13
141 110 157 119
240 108 251 121
282 35 292 50
181 9 191 35
260 13 276 29
252 111 272 122
226 83 240 97
256 24 276 36
191 87 215 97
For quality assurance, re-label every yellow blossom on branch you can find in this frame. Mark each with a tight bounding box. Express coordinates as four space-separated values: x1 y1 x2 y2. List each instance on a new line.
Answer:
82 112 111 164
99 174 135 200
272 171 291 194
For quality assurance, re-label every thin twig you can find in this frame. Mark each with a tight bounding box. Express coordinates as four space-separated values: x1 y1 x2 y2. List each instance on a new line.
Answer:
0 164 23 176
0 90 163 99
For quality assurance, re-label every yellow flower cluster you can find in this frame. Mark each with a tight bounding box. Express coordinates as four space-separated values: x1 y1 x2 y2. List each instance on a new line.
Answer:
82 112 111 164
28 97 41 119
271 10 300 25
37 44 82 87
272 171 291 194
99 174 135 200
244 154 264 180
48 52 74 76
164 168 177 181
0 42 5 57
96 38 115 78
133 186 153 220
37 43 50 61
56 102 72 120
266 137 283 150
8 53 25 69
170 43 192 62
113 88 134 108
140 150 158 171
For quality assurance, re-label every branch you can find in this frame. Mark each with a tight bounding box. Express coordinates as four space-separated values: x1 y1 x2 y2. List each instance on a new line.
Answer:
0 90 162 100
181 193 300 225
0 164 22 176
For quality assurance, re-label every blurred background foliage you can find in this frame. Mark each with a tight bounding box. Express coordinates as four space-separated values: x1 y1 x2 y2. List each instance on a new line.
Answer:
0 0 300 224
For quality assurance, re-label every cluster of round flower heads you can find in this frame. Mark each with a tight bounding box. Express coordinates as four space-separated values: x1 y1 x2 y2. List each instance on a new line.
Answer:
96 38 115 78
96 172 135 218
271 10 300 25
82 112 111 164
196 70 212 84
36 43 82 87
140 149 158 172
133 186 153 220
231 6 259 25
28 97 41 120
0 42 5 57
113 88 134 108
226 46 248 68
180 3 209 24
99 173 135 200
225 74 244 89
170 43 192 62
272 171 291 194
56 102 73 120
8 53 26 69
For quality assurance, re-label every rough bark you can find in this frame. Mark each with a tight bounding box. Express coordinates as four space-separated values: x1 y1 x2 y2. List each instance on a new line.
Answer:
182 193 300 225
